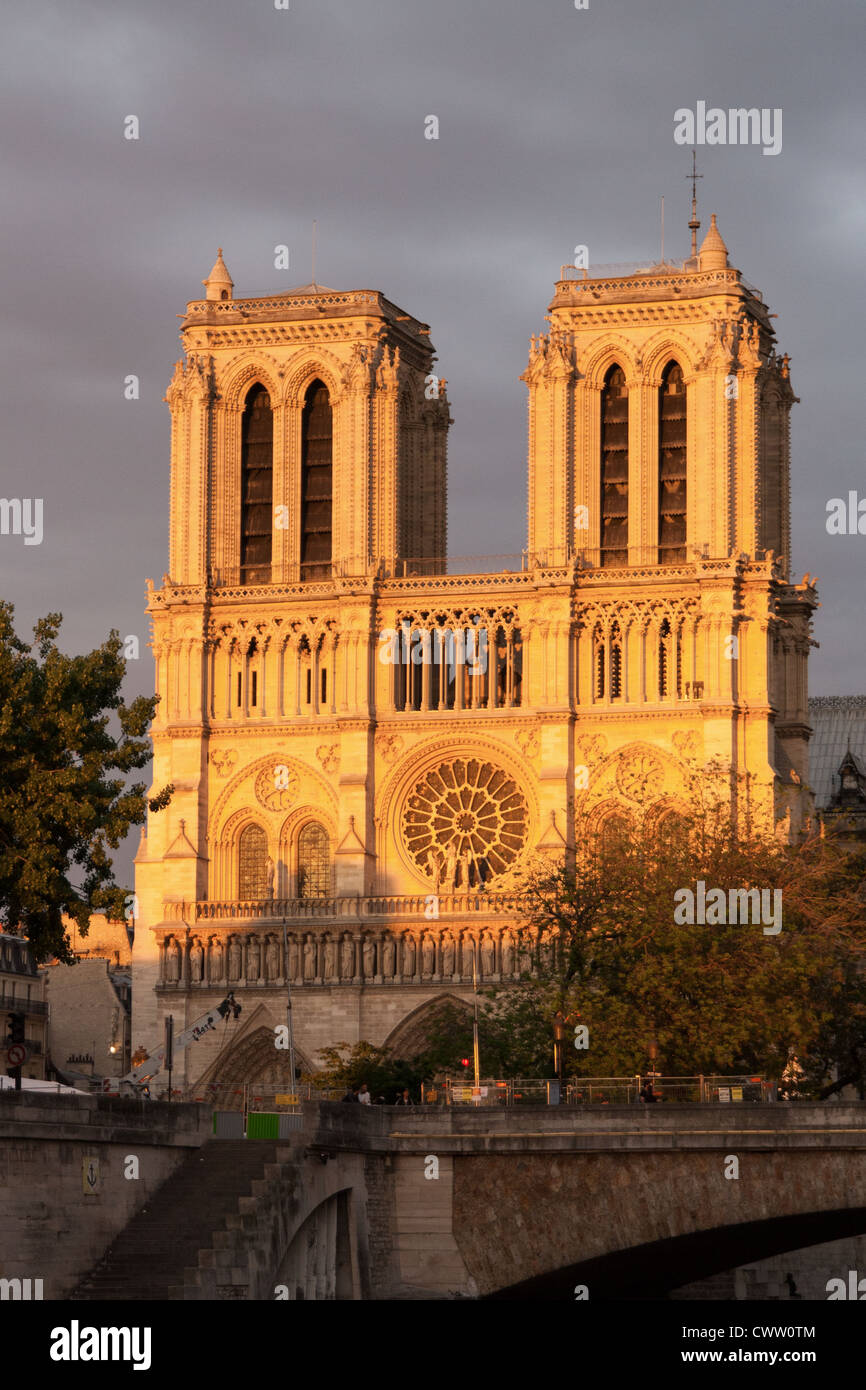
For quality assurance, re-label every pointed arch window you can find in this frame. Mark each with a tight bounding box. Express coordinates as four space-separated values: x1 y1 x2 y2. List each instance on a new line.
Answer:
238 823 268 899
297 823 331 898
593 623 605 700
658 617 682 699
601 365 629 568
240 385 273 584
598 812 630 860
659 361 687 564
301 380 333 580
610 620 623 700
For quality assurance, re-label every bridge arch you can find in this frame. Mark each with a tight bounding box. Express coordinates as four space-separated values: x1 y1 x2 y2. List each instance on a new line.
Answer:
273 1188 356 1300
487 1207 866 1300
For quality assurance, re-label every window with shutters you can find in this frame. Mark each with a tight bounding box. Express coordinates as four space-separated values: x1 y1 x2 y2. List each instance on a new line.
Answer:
300 380 333 581
240 385 273 584
600 365 629 568
659 361 687 564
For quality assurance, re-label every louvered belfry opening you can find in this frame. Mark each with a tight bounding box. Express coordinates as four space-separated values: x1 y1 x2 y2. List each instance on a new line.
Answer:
600 365 629 568
240 384 273 584
300 379 333 580
659 361 687 564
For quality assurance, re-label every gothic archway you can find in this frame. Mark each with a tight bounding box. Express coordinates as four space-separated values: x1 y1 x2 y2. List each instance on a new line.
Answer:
198 1023 315 1095
383 994 474 1058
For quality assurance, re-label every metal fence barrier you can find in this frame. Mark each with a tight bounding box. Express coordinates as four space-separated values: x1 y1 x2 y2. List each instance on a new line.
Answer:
423 1075 777 1105
164 1074 777 1110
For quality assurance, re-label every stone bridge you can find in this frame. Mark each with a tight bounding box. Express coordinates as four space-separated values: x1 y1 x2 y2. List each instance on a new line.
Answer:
4 1092 866 1299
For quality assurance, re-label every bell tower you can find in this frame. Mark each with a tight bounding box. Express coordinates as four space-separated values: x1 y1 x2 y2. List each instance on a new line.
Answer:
133 256 451 1047
165 253 450 586
522 204 816 837
524 213 796 573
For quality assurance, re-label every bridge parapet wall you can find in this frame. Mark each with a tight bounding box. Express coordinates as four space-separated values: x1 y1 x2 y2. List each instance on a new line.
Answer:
0 1092 211 1298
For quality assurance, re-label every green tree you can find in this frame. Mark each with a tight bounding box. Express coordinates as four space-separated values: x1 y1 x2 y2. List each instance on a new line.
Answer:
502 798 866 1087
0 605 172 962
414 786 866 1092
309 1041 424 1100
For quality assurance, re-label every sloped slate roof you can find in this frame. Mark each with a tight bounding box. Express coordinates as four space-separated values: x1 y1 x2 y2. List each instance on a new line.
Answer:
808 696 866 807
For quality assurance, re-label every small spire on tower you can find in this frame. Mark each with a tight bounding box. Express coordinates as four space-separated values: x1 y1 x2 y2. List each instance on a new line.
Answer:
202 247 234 302
699 214 729 271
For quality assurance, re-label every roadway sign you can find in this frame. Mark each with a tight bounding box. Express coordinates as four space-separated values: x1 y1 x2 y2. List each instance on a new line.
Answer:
276 1093 299 1105
6 1044 28 1067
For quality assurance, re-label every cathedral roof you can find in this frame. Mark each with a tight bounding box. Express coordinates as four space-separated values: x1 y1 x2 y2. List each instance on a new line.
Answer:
808 696 866 806
698 214 729 271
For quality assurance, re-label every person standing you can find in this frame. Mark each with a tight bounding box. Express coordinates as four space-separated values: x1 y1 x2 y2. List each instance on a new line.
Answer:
341 1084 359 1103
358 1082 372 1106
395 1088 414 1107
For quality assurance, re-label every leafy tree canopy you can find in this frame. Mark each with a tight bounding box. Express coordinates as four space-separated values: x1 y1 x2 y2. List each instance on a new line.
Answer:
0 604 172 962
486 796 866 1094
307 1042 423 1101
404 783 866 1097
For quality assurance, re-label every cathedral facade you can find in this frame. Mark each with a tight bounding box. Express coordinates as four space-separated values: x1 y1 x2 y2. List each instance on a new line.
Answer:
132 217 817 1092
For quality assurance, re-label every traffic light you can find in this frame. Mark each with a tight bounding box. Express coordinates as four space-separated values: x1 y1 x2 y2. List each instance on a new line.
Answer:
8 1013 25 1045
460 1057 470 1069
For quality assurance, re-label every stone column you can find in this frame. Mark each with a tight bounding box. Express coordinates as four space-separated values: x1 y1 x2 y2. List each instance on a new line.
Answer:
329 637 338 715
259 642 268 718
182 931 192 988
421 631 433 711
325 1197 337 1299
315 932 324 985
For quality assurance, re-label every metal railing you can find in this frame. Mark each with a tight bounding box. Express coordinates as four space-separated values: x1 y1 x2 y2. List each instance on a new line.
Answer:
136 1074 777 1108
424 1075 776 1105
0 994 48 1016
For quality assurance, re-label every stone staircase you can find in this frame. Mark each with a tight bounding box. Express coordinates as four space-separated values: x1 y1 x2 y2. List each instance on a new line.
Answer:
71 1140 298 1301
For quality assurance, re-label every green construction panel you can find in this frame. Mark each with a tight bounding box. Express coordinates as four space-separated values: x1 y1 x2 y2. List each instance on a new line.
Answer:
247 1111 279 1139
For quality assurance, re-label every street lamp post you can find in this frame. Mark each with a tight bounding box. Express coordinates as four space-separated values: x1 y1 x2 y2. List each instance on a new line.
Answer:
553 1011 566 1090
647 1034 660 1099
280 917 298 1105
472 942 481 1105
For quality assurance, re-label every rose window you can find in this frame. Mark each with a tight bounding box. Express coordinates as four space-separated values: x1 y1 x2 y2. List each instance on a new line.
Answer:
401 758 529 882
254 764 300 811
615 750 664 804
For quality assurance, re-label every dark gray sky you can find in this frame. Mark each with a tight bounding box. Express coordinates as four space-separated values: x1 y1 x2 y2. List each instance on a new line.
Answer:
1 0 863 886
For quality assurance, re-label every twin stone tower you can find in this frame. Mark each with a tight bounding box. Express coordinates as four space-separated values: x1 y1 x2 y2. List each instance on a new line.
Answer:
132 219 817 1093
